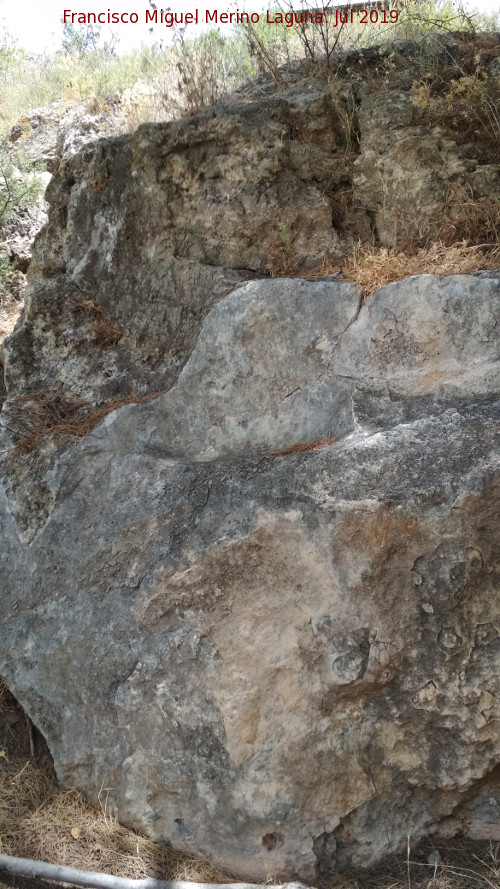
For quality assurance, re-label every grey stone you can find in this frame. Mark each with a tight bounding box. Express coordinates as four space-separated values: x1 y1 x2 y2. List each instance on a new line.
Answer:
1 34 500 882
89 276 361 461
353 90 475 245
0 272 499 881
0 197 49 274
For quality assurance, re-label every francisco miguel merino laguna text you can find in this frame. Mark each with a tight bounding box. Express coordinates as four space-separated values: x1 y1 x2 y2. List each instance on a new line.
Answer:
63 8 400 27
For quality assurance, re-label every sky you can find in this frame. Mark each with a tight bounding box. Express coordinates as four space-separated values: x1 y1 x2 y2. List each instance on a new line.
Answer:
0 0 499 54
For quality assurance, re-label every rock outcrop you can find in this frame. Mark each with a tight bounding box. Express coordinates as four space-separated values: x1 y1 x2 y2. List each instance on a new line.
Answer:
0 96 127 348
0 34 499 882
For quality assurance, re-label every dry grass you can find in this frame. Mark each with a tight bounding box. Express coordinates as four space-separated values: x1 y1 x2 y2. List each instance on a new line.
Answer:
269 242 500 297
319 841 500 889
277 242 500 298
4 386 164 458
340 242 500 297
90 319 124 347
438 190 500 248
69 299 124 347
411 37 500 165
268 435 336 456
266 251 305 279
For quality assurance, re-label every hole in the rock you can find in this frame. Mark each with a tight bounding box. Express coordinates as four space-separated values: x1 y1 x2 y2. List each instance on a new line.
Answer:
261 831 284 851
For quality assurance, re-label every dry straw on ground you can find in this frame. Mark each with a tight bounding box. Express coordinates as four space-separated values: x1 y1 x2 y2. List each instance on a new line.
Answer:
1 678 499 889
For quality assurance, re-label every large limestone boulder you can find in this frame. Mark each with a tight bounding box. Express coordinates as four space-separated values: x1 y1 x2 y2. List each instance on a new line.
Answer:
1 35 499 883
0 270 499 880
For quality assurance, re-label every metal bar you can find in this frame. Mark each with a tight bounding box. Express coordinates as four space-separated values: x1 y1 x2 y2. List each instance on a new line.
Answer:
0 855 307 889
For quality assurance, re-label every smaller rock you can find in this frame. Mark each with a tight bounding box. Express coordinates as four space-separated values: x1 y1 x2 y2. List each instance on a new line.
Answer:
1 198 48 273
10 120 30 143
427 849 442 870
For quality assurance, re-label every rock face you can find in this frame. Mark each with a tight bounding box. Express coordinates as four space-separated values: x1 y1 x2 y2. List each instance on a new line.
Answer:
1 272 499 880
1 35 499 883
0 96 127 335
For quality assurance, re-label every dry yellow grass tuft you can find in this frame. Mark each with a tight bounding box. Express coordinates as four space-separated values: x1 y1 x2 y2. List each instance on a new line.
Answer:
293 243 500 298
340 242 500 297
438 189 500 248
267 241 500 298
411 41 500 167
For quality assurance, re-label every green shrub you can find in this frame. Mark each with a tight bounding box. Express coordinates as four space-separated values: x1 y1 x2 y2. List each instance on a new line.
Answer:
61 21 104 56
161 29 254 116
0 147 44 228
237 0 493 83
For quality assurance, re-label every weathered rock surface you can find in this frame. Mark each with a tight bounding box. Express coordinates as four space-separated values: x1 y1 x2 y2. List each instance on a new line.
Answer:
1 270 499 880
1 33 500 883
3 36 500 404
0 95 125 326
1 193 50 272
8 97 125 173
